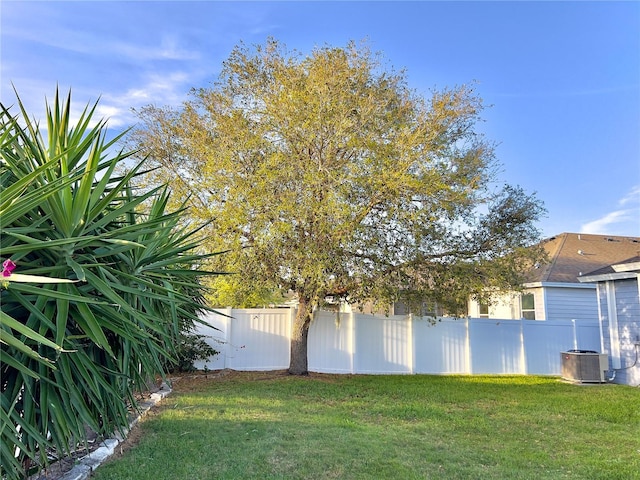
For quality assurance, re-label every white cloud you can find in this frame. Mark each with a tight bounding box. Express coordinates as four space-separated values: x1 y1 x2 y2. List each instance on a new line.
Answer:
108 38 201 62
2 2 200 62
580 185 640 236
581 210 633 234
95 71 194 127
3 70 193 130
619 185 640 206
94 105 128 128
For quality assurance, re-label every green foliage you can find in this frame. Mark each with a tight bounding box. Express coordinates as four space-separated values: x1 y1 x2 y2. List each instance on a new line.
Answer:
206 275 287 308
0 89 216 479
167 331 219 373
130 38 546 373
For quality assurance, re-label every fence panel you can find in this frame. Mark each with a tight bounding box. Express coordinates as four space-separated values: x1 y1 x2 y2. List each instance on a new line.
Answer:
224 308 290 371
574 322 602 352
193 310 229 371
468 320 525 374
522 320 574 375
521 320 601 375
353 314 412 374
308 311 354 373
522 321 573 375
413 318 469 374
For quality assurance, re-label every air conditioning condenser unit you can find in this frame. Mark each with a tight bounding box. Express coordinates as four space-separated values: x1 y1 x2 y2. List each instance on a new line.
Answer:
561 350 609 383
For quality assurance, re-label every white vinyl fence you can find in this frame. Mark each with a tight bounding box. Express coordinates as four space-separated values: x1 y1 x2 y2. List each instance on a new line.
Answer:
194 308 601 375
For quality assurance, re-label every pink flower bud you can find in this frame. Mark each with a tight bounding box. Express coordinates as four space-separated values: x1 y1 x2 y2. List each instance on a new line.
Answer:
1 259 16 277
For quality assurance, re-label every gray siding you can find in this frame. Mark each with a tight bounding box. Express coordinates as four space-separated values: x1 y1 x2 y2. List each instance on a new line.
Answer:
613 278 640 386
597 284 609 352
600 278 640 386
544 286 598 322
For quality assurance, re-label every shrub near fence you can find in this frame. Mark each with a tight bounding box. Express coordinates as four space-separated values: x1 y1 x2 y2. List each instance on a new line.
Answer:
194 308 601 375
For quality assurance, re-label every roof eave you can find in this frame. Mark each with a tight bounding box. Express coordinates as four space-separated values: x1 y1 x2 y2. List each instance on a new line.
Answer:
523 281 597 289
612 261 640 273
578 272 640 283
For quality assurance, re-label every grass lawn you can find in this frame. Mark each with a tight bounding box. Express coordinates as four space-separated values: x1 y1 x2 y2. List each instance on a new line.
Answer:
93 371 640 480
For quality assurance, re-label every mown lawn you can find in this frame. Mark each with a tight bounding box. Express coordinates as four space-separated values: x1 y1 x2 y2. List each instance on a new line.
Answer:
93 371 640 480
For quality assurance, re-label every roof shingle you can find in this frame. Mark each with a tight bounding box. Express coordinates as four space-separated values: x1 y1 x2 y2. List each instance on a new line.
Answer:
525 233 640 284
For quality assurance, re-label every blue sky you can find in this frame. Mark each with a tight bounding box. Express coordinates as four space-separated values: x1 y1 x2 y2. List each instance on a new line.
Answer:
2 1 639 239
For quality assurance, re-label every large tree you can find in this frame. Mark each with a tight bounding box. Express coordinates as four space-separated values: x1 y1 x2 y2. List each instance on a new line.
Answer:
130 39 546 374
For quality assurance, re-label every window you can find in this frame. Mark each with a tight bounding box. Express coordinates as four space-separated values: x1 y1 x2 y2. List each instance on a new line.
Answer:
393 300 441 318
521 293 535 320
478 302 489 318
392 301 409 316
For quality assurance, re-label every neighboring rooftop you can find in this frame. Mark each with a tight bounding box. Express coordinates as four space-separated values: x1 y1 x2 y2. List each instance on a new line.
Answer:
581 255 640 277
526 233 640 284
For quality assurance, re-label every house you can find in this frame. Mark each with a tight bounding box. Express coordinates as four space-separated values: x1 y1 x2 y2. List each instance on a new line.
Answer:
467 233 640 321
578 257 640 386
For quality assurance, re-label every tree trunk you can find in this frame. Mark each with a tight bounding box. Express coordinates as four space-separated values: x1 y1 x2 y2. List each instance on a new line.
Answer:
289 296 313 375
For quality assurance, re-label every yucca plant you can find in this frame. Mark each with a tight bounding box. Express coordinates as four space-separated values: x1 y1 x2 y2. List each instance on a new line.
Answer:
0 89 218 479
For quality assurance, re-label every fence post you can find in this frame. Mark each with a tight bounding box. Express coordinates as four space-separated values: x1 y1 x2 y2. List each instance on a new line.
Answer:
350 310 356 374
519 319 527 374
289 306 296 368
408 313 415 374
465 317 472 374
224 307 233 369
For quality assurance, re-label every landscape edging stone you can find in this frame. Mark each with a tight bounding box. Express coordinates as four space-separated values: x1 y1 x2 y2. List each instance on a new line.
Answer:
56 382 172 480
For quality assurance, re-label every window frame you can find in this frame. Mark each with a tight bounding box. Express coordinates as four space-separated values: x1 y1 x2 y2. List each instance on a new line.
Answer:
520 293 536 320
